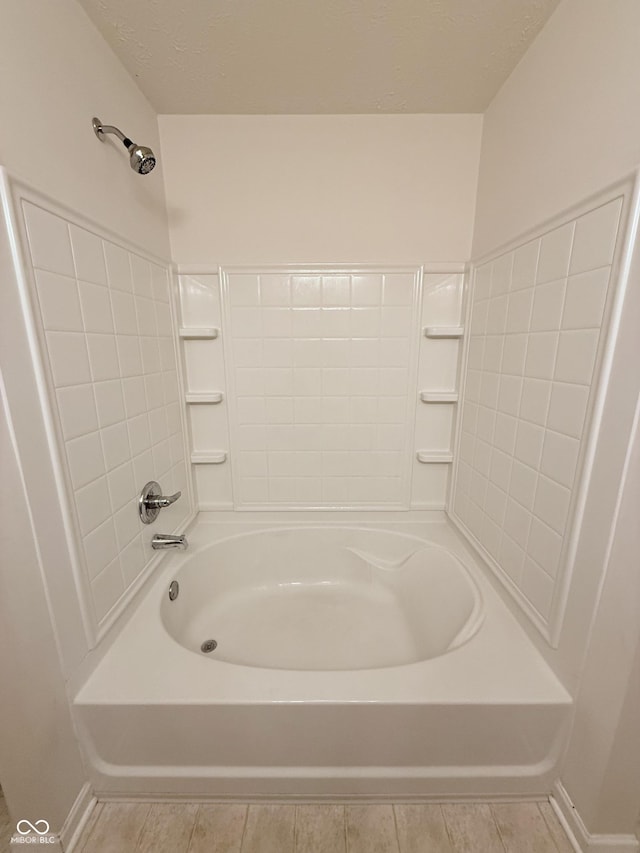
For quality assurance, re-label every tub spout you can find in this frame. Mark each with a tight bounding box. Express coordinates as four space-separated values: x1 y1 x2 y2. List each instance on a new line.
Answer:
151 533 188 550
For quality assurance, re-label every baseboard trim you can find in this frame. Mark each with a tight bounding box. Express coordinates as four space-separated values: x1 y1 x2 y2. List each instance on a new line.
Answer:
59 783 95 852
552 782 640 853
95 792 548 805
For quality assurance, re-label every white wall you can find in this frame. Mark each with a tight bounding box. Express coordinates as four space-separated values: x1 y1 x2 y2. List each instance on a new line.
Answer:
0 0 172 837
469 0 640 839
555 389 640 840
0 382 87 840
0 0 169 259
557 227 640 836
159 115 483 265
472 0 640 258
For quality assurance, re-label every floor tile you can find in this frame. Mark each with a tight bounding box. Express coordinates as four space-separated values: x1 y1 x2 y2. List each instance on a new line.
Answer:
295 804 346 853
241 804 295 853
137 803 198 852
538 802 576 853
188 804 247 853
80 803 150 852
69 798 575 853
394 804 454 852
492 803 560 853
441 803 506 853
346 804 400 853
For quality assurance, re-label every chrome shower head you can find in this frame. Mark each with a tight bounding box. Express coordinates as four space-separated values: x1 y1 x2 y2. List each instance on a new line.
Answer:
127 144 156 175
92 117 156 175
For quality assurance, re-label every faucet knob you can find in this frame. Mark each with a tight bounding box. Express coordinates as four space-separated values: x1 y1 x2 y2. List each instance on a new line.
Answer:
145 490 181 509
139 481 181 524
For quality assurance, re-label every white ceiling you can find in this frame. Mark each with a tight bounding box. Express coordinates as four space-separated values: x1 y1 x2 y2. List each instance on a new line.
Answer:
78 0 561 114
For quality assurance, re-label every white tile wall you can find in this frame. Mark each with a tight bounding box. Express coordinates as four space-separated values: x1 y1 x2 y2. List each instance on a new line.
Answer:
178 269 463 510
223 270 420 507
452 198 623 628
22 201 192 628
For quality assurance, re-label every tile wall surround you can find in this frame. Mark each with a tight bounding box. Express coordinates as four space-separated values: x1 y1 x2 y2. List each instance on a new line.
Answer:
451 195 624 638
19 198 192 633
178 268 463 510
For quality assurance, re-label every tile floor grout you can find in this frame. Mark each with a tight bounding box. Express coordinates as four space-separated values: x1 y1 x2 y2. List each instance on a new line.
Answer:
489 804 510 853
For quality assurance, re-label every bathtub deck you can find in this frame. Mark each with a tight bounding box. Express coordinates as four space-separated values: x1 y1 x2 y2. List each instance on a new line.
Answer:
75 800 574 853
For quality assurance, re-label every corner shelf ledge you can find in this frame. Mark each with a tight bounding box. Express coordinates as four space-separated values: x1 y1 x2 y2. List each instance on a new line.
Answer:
179 327 219 339
191 451 227 464
416 450 454 464
185 392 224 404
420 391 459 403
423 326 464 338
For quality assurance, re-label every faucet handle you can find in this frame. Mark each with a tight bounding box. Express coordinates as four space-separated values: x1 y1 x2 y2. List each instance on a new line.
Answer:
139 481 181 524
146 490 181 509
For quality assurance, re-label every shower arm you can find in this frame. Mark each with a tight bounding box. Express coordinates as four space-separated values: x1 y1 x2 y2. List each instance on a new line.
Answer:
93 119 134 149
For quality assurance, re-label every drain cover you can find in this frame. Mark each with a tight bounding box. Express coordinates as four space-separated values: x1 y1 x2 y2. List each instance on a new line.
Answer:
201 639 217 653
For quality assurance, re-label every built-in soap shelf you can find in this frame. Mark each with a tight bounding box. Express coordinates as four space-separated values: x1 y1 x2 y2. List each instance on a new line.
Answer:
416 450 454 464
191 451 227 465
423 326 464 339
185 392 224 404
179 327 219 339
419 391 459 403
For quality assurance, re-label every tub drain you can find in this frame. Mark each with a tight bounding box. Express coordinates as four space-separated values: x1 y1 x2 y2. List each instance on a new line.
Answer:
201 639 217 653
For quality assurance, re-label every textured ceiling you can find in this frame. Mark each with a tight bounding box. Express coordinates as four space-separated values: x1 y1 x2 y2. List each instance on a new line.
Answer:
77 0 561 114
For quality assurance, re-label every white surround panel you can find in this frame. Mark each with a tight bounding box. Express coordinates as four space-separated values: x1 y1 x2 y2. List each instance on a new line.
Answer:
16 192 193 634
223 268 420 508
178 268 464 510
451 193 625 642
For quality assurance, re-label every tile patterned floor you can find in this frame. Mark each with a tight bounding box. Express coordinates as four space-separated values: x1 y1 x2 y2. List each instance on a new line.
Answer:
75 801 575 852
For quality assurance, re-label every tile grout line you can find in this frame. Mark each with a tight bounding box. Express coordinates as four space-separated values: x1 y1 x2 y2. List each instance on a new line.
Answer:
238 804 250 853
440 804 458 853
488 803 509 853
184 803 200 853
391 803 402 853
133 803 153 852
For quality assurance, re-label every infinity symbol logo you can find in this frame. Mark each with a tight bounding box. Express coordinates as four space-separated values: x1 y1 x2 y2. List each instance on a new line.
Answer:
16 819 50 835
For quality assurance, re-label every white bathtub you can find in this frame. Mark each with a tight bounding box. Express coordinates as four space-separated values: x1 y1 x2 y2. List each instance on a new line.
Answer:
75 513 571 799
161 527 484 670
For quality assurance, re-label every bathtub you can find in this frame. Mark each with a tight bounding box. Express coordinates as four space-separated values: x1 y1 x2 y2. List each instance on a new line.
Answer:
161 527 484 670
75 513 571 799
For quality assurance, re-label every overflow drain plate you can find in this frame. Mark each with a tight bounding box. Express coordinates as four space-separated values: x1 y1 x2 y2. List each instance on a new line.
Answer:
201 639 218 653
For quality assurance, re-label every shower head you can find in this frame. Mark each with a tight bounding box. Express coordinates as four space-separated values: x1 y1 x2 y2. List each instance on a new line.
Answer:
127 144 156 175
92 117 156 175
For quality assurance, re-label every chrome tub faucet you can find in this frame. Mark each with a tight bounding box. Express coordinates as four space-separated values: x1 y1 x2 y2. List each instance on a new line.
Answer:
151 533 188 550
